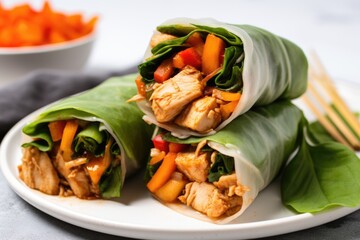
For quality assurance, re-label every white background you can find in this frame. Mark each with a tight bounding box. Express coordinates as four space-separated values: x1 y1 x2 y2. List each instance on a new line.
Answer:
2 0 360 83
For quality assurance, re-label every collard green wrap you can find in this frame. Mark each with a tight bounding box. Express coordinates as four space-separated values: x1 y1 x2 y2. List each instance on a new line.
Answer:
21 74 153 198
159 101 303 223
138 18 308 138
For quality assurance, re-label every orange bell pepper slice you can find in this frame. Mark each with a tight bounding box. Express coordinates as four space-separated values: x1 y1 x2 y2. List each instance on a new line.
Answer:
147 152 177 193
202 34 225 75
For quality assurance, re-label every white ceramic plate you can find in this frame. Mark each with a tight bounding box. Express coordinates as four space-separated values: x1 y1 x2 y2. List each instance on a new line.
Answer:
1 80 360 240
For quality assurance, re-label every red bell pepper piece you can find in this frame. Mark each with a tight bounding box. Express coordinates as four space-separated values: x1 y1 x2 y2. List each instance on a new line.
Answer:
169 142 188 153
175 47 202 70
152 134 169 153
154 59 174 83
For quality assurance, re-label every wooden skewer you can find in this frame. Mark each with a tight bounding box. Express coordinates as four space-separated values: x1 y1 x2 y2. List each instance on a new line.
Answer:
310 52 360 139
302 94 351 148
302 52 360 150
307 82 360 149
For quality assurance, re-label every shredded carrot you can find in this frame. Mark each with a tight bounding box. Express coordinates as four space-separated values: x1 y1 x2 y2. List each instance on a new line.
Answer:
60 120 79 162
0 1 98 47
147 152 177 193
48 120 66 142
220 100 239 120
202 34 225 75
213 88 241 101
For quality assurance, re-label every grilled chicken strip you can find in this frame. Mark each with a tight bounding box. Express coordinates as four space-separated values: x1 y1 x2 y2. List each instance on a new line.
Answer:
214 173 249 197
175 152 210 182
178 182 242 218
54 153 99 199
19 147 60 195
150 66 203 122
175 96 221 132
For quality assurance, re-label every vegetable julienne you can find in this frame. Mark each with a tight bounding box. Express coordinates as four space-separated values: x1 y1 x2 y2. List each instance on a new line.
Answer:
131 26 243 134
145 133 247 219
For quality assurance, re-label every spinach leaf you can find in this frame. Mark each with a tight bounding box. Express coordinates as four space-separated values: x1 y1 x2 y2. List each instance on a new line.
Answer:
282 117 360 212
99 165 122 198
208 153 234 182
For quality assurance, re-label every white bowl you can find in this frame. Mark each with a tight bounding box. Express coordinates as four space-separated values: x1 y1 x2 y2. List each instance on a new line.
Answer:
0 33 96 86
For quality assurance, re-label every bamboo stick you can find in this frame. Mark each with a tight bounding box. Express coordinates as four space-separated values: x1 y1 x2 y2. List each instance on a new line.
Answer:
307 82 360 149
310 52 360 139
302 94 351 148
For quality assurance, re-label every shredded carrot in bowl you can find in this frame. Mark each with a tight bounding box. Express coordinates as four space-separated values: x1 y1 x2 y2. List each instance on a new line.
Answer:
0 1 98 48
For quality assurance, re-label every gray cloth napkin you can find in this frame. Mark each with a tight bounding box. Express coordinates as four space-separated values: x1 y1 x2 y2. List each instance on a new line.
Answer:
0 66 137 140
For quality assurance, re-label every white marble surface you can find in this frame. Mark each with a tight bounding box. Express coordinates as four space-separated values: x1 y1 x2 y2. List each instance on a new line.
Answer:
1 0 360 239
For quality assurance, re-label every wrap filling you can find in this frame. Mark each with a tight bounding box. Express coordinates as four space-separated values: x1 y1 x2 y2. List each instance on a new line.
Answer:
145 133 249 219
131 24 244 134
19 119 122 199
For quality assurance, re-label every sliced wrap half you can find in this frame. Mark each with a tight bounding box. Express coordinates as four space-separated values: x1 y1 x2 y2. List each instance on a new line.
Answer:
144 100 302 223
20 74 153 199
134 18 308 138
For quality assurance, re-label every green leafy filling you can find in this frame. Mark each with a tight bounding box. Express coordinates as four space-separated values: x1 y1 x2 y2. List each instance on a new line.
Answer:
208 153 234 182
73 122 107 157
138 24 244 92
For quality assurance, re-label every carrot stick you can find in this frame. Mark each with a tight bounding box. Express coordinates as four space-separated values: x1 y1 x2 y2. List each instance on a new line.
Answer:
154 58 174 83
147 152 177 193
202 34 225 75
48 120 66 142
60 120 78 161
86 138 113 185
135 75 146 96
213 88 241 101
220 100 239 120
